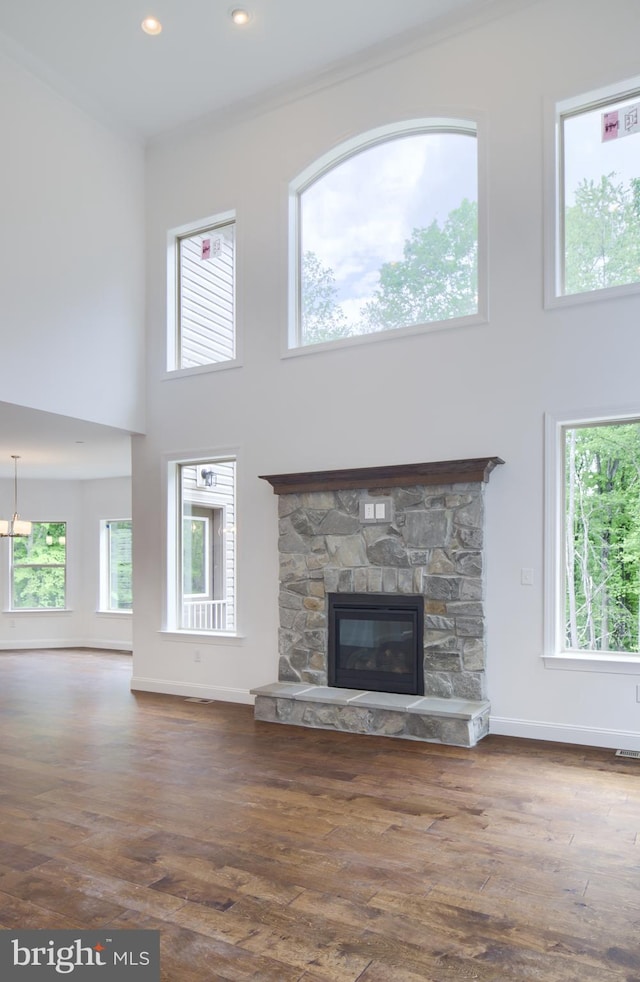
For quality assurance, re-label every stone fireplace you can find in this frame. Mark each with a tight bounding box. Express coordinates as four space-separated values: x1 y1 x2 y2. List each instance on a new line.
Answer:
252 457 503 747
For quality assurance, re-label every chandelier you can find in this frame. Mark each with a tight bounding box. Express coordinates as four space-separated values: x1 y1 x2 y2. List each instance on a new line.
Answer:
0 455 32 538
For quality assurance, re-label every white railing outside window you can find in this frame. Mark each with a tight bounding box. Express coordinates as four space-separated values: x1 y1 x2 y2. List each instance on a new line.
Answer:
182 600 227 631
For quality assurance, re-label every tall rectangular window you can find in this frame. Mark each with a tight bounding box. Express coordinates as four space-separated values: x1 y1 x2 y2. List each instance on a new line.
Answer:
176 459 236 633
101 520 132 612
556 80 640 298
169 215 236 371
560 419 640 655
11 522 66 610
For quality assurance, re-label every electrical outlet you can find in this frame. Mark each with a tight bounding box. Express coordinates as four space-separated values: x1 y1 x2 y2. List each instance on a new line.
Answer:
521 568 534 586
194 649 201 663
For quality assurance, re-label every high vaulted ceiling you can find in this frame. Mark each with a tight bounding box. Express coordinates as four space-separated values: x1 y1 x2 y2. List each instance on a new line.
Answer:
0 0 504 480
0 0 493 141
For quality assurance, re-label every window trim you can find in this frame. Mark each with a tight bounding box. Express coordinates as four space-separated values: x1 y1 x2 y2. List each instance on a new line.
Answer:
99 518 132 614
544 408 640 670
10 521 68 612
165 210 242 377
285 115 487 357
544 75 640 310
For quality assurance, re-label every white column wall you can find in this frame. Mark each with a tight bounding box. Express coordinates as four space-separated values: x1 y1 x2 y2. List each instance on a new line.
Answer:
79 478 133 650
0 49 145 433
134 0 640 747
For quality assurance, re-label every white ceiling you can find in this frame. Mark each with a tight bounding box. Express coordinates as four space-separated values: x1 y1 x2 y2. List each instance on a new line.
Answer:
0 403 132 481
0 0 495 480
0 0 490 141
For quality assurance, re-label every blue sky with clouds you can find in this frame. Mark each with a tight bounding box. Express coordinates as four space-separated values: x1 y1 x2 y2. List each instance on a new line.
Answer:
300 131 477 326
564 93 640 204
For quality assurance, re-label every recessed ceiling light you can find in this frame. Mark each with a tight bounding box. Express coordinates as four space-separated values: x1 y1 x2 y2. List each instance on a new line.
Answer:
231 9 251 26
141 16 163 36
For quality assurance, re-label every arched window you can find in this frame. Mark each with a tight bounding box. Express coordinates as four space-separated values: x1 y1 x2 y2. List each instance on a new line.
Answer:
289 119 480 350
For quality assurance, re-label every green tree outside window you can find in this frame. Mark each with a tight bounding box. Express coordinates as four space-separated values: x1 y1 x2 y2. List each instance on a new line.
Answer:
12 522 66 609
106 520 132 611
565 423 640 653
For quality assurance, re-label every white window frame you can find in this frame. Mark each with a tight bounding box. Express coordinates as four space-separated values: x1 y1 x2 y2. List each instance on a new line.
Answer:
162 450 240 640
544 75 640 309
285 116 487 357
99 519 132 614
10 521 67 612
544 408 640 674
165 210 241 379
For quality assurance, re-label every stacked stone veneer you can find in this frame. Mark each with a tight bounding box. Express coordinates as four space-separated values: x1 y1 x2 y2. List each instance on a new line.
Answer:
276 481 487 701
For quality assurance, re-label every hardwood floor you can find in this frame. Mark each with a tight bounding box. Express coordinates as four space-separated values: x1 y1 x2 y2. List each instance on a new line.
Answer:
0 649 639 981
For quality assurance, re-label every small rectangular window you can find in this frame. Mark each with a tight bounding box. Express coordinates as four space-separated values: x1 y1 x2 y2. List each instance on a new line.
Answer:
169 217 236 371
11 522 67 610
175 459 236 633
557 82 640 298
101 520 132 612
183 514 210 597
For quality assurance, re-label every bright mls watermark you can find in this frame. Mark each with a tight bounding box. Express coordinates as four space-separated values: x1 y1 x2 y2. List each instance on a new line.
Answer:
0 930 159 980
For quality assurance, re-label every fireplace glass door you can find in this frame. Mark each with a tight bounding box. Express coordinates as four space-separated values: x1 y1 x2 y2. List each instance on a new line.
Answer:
328 594 424 695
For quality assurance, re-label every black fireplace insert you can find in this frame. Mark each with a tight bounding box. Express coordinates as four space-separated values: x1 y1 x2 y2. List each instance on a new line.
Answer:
328 593 424 695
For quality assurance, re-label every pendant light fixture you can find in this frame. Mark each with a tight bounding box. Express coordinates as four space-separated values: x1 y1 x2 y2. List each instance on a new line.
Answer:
0 455 32 538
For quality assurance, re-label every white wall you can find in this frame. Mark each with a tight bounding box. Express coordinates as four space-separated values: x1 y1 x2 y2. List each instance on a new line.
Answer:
0 477 132 651
0 50 145 433
134 0 640 748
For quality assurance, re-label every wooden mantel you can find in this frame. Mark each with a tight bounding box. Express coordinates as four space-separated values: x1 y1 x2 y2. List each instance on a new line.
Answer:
259 457 504 495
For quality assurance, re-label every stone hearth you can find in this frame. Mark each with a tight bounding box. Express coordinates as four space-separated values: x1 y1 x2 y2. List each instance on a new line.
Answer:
253 458 503 747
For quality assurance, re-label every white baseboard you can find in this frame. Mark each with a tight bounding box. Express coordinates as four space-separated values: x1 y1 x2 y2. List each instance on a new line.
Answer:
80 640 132 652
0 639 132 652
490 715 640 752
130 675 254 705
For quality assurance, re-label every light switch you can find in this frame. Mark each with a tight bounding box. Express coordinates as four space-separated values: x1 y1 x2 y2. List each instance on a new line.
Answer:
360 498 392 523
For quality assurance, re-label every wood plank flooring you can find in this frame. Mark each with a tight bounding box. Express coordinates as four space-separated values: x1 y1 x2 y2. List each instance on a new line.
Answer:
0 649 639 981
